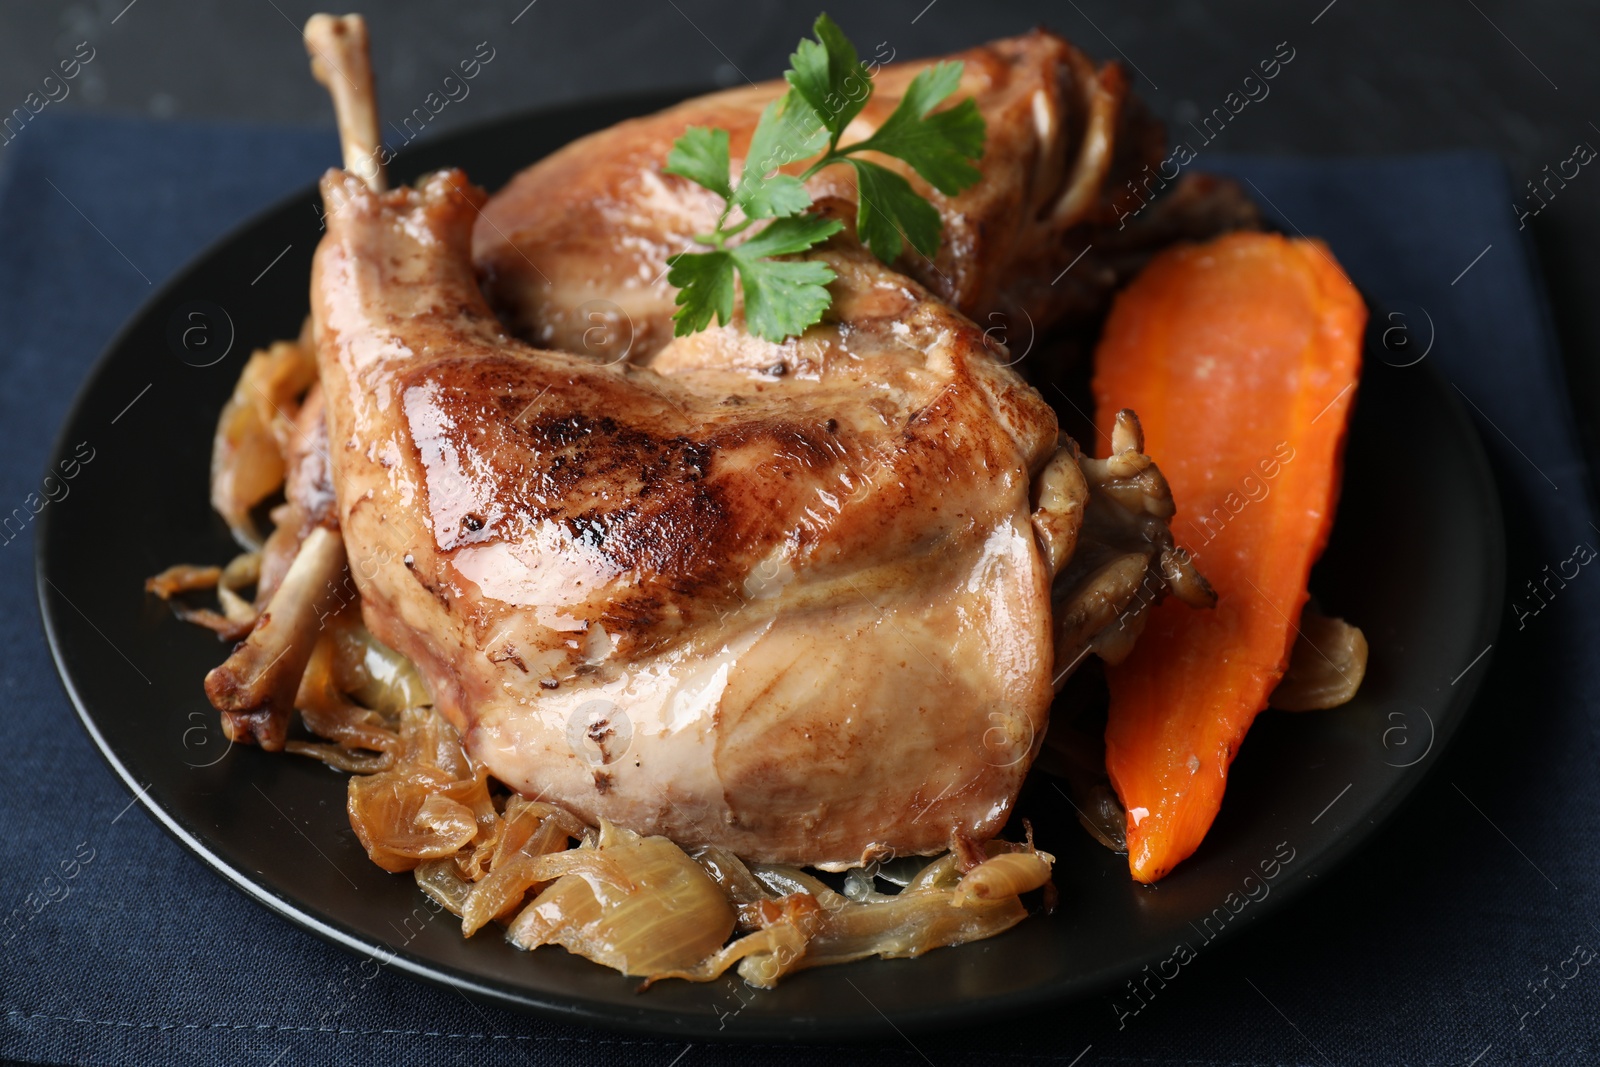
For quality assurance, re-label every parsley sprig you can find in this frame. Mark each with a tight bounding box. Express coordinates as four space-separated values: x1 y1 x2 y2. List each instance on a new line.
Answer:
663 14 986 342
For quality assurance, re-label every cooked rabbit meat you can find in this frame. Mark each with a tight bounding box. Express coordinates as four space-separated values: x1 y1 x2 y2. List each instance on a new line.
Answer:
313 166 1105 868
195 16 1213 873
474 30 1166 365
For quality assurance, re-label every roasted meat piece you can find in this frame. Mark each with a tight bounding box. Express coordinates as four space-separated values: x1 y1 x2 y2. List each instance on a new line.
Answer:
304 161 1208 868
197 17 1215 873
474 30 1185 365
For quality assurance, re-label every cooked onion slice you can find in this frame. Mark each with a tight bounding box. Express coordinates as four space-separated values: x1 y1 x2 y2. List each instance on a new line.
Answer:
1270 608 1369 711
459 800 586 934
505 821 737 977
145 557 260 640
145 564 221 598
349 768 480 872
210 338 317 547
650 844 1051 988
346 708 497 872
415 858 474 913
953 850 1054 905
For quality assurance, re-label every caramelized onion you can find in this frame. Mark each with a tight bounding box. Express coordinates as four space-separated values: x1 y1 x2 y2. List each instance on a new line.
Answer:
283 741 391 774
348 768 478 872
415 857 473 914
333 623 432 714
647 845 1053 988
694 846 774 907
505 821 736 977
952 850 1054 905
294 628 402 761
143 563 255 639
460 803 582 934
144 564 221 598
216 551 262 627
346 709 495 873
1270 608 1369 711
210 337 317 547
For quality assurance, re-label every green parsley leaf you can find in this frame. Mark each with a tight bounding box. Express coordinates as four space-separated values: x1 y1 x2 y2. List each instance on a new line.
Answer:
735 212 844 259
785 13 871 142
662 126 732 201
849 61 985 195
733 255 838 342
668 216 843 341
660 15 985 341
736 93 828 219
848 158 941 262
666 250 737 335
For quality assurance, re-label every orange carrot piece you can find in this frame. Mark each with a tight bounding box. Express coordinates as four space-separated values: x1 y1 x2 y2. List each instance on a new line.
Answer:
1092 232 1365 884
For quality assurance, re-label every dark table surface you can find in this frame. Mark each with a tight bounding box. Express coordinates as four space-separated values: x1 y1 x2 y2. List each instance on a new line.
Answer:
3 3 1599 1065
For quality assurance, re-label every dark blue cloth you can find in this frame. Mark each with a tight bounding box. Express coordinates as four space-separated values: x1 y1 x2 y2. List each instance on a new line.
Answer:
2 114 1595 1066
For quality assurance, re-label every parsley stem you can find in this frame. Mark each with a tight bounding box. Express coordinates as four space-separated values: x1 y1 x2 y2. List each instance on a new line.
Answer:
798 149 847 182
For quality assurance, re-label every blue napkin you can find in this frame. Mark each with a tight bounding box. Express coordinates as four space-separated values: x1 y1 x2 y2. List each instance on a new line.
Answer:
2 114 1595 1066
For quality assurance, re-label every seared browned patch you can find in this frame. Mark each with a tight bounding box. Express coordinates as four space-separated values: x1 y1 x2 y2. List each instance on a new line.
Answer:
397 352 863 645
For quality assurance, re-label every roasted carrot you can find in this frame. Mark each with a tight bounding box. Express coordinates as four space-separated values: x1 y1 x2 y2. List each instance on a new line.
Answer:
1092 231 1365 883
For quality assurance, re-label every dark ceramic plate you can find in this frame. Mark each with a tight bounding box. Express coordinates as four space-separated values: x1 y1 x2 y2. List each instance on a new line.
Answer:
36 92 1504 1041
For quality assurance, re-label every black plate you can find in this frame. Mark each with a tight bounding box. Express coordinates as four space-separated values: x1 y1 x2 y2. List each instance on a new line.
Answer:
36 93 1504 1041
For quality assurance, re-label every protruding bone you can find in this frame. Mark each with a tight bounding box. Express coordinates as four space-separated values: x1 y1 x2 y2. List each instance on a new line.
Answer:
205 526 348 750
1030 440 1088 579
304 13 385 192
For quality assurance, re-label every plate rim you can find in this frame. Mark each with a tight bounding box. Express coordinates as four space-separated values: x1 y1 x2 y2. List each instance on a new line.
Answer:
34 92 1508 1041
